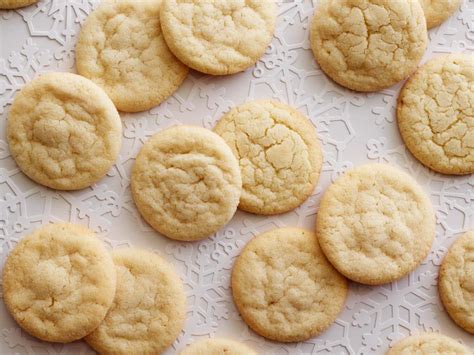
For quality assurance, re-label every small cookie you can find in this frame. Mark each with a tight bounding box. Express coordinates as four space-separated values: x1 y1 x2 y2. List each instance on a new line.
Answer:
439 231 474 334
316 164 435 285
397 54 474 175
7 72 122 190
231 227 348 342
310 0 428 92
181 338 258 355
214 100 323 215
2 223 116 343
387 333 472 354
160 0 276 75
76 0 188 113
420 0 462 29
0 0 36 9
131 125 242 241
85 249 185 354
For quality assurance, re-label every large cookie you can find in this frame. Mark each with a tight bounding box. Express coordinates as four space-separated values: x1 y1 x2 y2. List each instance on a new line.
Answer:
0 0 37 9
76 0 189 112
387 333 472 354
316 164 435 285
160 0 276 75
231 227 348 342
310 0 428 91
180 338 258 355
131 125 242 241
214 100 323 215
2 223 116 343
420 0 462 29
397 53 474 175
7 72 122 190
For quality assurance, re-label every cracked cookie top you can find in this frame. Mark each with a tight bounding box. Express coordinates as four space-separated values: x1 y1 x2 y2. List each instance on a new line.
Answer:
214 100 322 215
387 333 472 354
316 164 435 285
439 230 474 334
85 249 186 354
76 0 189 113
420 0 462 29
160 0 276 75
7 72 122 190
131 125 242 241
0 0 36 9
397 53 474 175
310 0 428 92
2 223 117 343
180 338 258 355
231 227 348 342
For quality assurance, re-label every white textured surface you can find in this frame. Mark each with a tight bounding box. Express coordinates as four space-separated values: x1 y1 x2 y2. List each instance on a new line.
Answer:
0 1 473 354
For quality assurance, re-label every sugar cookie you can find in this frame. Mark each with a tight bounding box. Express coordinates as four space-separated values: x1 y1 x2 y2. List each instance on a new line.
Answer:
181 338 258 355
439 231 474 334
316 164 435 285
76 0 189 112
160 0 276 75
231 227 348 342
387 333 472 354
310 0 428 91
7 72 122 190
2 223 116 343
397 54 474 175
131 125 242 241
214 100 322 215
420 0 462 29
85 249 185 354
0 0 37 9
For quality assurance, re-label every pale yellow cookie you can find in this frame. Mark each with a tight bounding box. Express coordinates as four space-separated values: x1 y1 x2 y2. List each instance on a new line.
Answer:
160 0 276 75
310 0 428 92
214 100 323 215
7 72 122 190
420 0 462 29
397 54 474 175
439 231 474 334
85 249 185 354
387 333 472 354
231 227 348 342
0 0 37 9
76 0 188 112
131 125 242 241
2 223 116 343
316 164 435 285
180 338 258 355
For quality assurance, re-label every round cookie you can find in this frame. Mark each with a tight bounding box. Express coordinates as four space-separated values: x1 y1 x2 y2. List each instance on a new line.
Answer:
231 227 348 342
2 223 117 343
214 100 323 215
85 249 185 354
420 0 462 29
159 0 276 75
387 333 472 354
76 0 188 113
7 72 122 190
0 0 37 9
131 125 242 241
439 231 474 334
181 338 258 355
316 164 435 285
397 54 474 175
310 0 428 92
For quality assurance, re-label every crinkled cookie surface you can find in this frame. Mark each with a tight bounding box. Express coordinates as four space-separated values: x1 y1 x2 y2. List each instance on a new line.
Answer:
160 0 276 75
214 100 322 215
7 72 122 190
316 164 435 285
76 0 188 112
310 0 428 91
232 227 348 342
387 333 472 354
2 223 117 343
86 249 185 354
131 125 242 241
397 53 474 175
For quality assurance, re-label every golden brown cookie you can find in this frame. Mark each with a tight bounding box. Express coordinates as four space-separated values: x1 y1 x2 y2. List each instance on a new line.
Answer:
387 333 472 354
180 338 258 355
420 0 462 29
0 0 37 9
